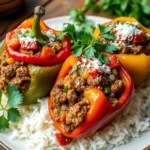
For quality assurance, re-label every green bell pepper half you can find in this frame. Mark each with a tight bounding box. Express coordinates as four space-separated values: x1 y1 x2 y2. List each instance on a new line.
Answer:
23 63 62 104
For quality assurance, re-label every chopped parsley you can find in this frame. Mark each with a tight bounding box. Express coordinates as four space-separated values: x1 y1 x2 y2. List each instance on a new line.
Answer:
69 65 77 74
100 0 150 26
59 24 117 64
63 86 69 92
0 84 23 131
98 23 116 40
79 67 85 75
68 0 100 34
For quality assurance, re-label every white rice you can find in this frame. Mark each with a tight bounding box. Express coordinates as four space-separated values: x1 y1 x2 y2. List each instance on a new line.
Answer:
9 78 150 150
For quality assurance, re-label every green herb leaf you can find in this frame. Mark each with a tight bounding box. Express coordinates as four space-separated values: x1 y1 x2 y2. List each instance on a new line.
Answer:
0 90 2 104
78 67 85 74
0 116 9 132
98 24 116 41
100 0 150 26
103 33 116 40
85 47 96 59
97 53 108 64
104 87 110 94
63 24 76 33
98 24 111 33
63 86 68 93
80 33 93 45
104 44 117 53
7 84 23 108
69 65 77 74
0 84 23 132
8 108 21 123
72 47 83 56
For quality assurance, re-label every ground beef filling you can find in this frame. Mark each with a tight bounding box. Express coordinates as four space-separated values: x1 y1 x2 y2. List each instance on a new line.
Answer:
116 33 150 55
0 51 31 93
100 22 150 55
51 69 123 133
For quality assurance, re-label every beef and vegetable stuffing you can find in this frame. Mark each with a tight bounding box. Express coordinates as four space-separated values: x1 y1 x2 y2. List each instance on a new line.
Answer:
11 28 63 57
51 55 124 133
97 20 150 55
99 21 150 55
0 51 30 93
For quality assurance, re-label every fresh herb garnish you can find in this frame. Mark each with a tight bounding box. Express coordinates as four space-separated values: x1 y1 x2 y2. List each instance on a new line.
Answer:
79 67 85 74
63 86 69 92
69 65 77 74
0 84 23 131
68 0 100 34
60 24 117 64
104 87 110 94
100 0 150 26
98 23 116 40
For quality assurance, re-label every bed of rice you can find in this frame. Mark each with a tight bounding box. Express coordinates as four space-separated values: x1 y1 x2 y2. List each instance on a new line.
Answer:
9 78 150 150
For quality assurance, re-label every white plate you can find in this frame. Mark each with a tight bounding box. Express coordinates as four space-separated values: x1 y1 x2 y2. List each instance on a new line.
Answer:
0 16 150 150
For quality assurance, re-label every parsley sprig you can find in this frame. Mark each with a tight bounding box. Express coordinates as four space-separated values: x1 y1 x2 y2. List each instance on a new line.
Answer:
68 0 100 34
0 84 23 131
98 23 116 40
100 0 150 26
60 24 116 64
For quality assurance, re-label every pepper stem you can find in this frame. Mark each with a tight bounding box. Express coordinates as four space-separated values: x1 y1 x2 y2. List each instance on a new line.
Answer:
31 6 46 41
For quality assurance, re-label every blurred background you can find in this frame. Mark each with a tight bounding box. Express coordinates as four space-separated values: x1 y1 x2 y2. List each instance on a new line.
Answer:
0 0 150 41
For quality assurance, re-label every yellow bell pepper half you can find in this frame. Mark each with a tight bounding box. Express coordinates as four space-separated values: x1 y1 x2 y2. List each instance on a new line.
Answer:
94 17 150 85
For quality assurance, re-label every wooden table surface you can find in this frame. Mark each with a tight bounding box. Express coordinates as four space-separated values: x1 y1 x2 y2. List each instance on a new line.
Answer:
0 0 114 41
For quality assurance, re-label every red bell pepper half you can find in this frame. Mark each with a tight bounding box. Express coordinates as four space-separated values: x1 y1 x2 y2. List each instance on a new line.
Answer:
48 54 134 145
5 6 71 66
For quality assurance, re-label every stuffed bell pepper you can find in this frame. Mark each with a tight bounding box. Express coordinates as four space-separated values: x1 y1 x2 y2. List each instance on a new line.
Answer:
0 6 71 104
48 53 134 145
94 17 150 85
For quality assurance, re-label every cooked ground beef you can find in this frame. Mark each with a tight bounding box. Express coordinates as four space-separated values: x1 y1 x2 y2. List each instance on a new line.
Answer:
65 98 90 132
117 44 150 55
0 51 31 93
87 76 101 87
111 80 123 93
52 40 63 52
51 68 123 133
74 76 86 92
100 22 150 55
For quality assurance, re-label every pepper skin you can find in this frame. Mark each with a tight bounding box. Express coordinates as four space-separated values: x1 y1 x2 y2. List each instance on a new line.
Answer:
94 17 150 85
48 54 134 140
23 64 62 104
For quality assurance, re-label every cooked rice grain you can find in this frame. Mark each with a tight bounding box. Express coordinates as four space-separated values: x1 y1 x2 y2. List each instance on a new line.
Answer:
9 78 150 150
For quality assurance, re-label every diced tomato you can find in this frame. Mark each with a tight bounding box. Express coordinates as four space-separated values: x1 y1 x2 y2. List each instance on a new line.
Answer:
88 69 100 77
108 54 120 68
55 133 72 146
9 38 20 50
41 46 55 58
133 32 145 44
21 41 38 50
